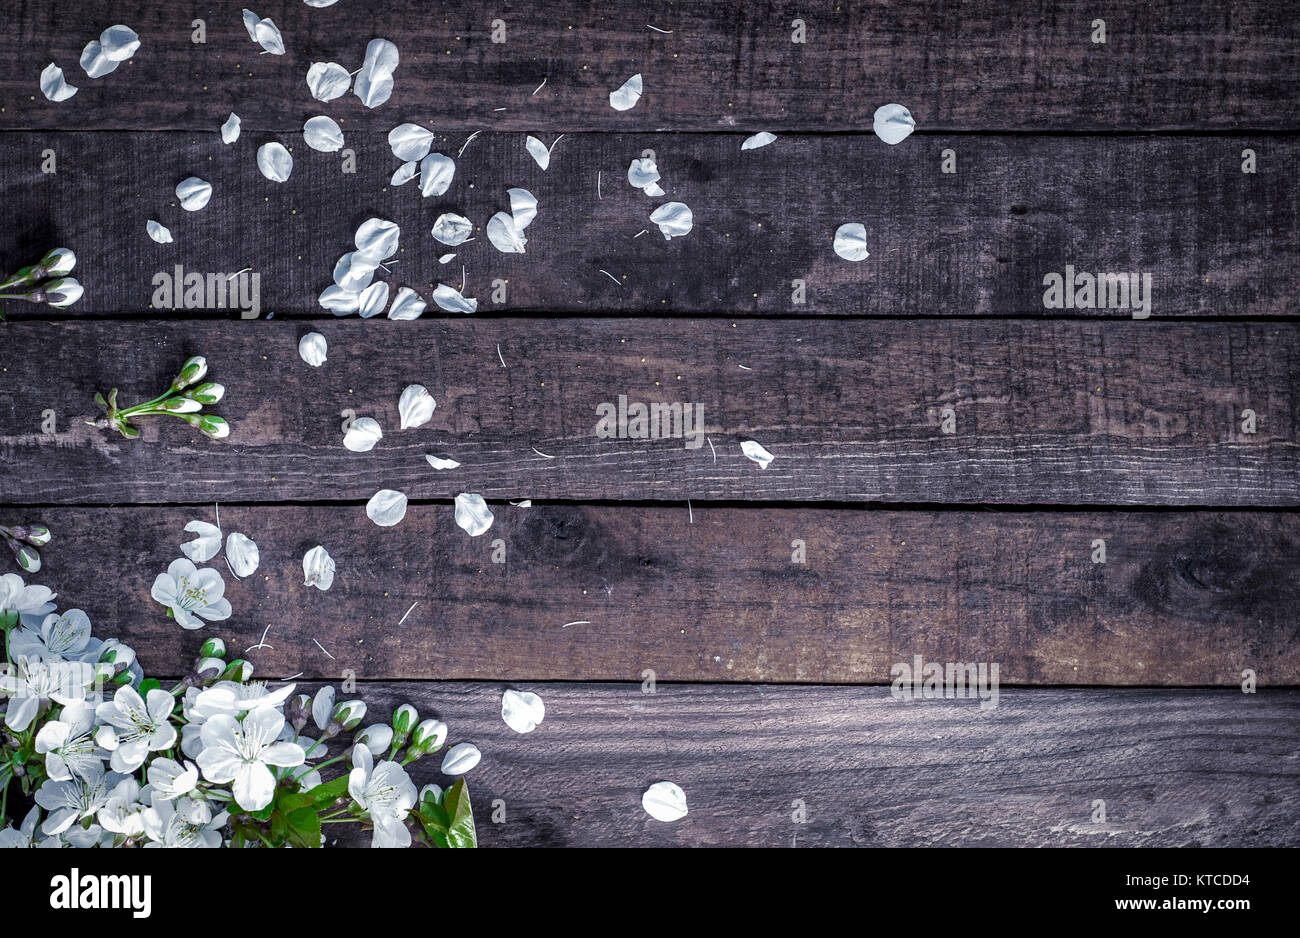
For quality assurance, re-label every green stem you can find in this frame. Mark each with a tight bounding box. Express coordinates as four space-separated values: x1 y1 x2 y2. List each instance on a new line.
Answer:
118 391 179 417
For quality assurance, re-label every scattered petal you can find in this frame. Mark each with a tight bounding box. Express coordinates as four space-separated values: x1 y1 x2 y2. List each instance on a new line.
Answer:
438 253 456 264
175 177 213 212
304 115 344 152
225 533 260 577
318 284 360 315
333 251 378 292
833 223 870 262
302 546 335 591
642 781 688 821
353 70 394 109
343 417 382 452
79 41 119 79
241 9 285 55
306 61 351 102
359 37 399 77
431 213 473 246
609 73 642 111
356 281 390 319
366 489 408 527
39 64 77 102
181 520 222 562
873 103 916 145
501 689 545 734
440 742 481 775
354 217 400 261
388 123 434 162
525 135 550 170
741 131 777 150
298 332 327 366
147 220 173 244
256 142 293 182
387 286 427 320
507 187 538 229
419 153 455 197
425 455 460 470
740 439 775 468
486 212 527 254
99 25 140 62
390 161 418 186
627 157 661 195
221 112 241 144
453 493 494 536
432 283 477 314
398 385 436 429
650 201 693 240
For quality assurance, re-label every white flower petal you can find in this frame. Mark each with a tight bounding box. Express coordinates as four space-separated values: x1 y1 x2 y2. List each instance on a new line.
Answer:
366 489 408 527
387 286 427 320
391 161 418 186
298 332 328 366
438 253 456 264
453 493 494 536
180 521 222 563
303 115 344 152
424 455 460 470
741 131 777 150
100 25 141 62
388 123 435 162
359 38 399 78
398 385 435 429
431 213 473 246
642 781 688 821
440 742 480 776
318 284 360 315
343 417 382 452
486 212 526 254
147 220 173 244
525 135 550 170
507 188 537 229
740 439 775 468
79 41 119 79
333 251 377 292
650 201 693 240
353 70 394 109
302 546 335 591
873 103 916 145
256 142 293 182
431 283 477 314
39 64 77 102
609 73 642 111
242 10 284 55
627 157 660 191
176 177 212 212
225 533 259 578
833 223 870 262
501 690 545 734
419 153 455 198
306 62 351 102
357 281 390 319
221 112 241 144
642 181 665 197
354 218 400 261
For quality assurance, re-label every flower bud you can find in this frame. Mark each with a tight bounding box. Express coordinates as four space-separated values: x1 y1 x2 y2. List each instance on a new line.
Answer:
199 637 226 659
98 639 137 672
419 783 443 807
0 610 19 632
171 355 208 392
185 382 225 406
331 699 366 731
38 248 76 277
41 277 83 308
195 657 224 680
391 703 417 746
197 415 230 439
9 524 51 547
220 659 253 682
8 540 40 573
286 693 311 731
355 723 393 755
410 718 447 755
158 396 203 413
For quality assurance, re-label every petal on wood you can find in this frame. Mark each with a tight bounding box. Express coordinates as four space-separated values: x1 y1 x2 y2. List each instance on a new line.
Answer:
306 62 351 102
642 781 688 821
650 201 693 240
387 286 427 320
398 384 436 429
221 112 241 144
609 73 642 110
256 142 293 182
453 493 494 536
833 223 869 261
225 533 260 578
343 417 382 452
146 220 173 244
298 332 328 366
303 115 344 152
40 64 77 102
740 439 775 468
366 489 408 527
175 177 212 211
486 212 526 254
388 123 435 162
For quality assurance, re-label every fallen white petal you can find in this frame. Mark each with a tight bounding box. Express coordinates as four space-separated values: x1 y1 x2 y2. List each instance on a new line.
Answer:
100 25 140 62
438 253 456 264
387 286 427 320
318 284 360 315
440 742 480 775
359 38 399 78
390 161 418 186
740 439 775 468
873 103 916 145
627 157 660 191
609 73 642 111
833 223 870 262
304 115 344 152
356 281 390 319
39 64 77 102
175 177 212 211
306 61 351 102
353 70 394 109
419 153 455 198
453 493 494 536
302 545 335 591
431 213 473 246
257 142 293 182
741 131 777 150
298 332 327 366
486 212 526 254
181 520 222 562
147 220 173 244
79 40 119 79
525 135 550 170
507 187 537 229
501 690 545 734
221 112 241 144
246 11 284 55
398 384 436 429
642 182 665 197
343 417 382 452
225 533 260 577
650 201 693 240
432 283 477 314
388 123 435 162
642 781 688 822
366 489 408 527
354 217 400 261
425 455 460 470
333 251 378 292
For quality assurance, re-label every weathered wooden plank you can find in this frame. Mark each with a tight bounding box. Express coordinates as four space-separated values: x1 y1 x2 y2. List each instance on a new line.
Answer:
1 132 1293 318
318 683 1300 846
3 1 1298 132
19 504 1299 684
1 319 1296 505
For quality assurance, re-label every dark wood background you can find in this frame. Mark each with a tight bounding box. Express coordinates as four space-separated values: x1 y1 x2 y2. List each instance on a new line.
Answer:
0 0 1296 846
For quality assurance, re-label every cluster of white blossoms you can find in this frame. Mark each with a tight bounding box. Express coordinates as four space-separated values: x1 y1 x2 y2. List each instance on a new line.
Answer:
0 572 479 848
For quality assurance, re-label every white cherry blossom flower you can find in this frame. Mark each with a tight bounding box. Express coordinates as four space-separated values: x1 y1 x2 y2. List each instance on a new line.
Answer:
0 807 40 848
34 765 124 835
97 777 147 837
140 793 226 848
94 685 179 773
147 757 200 800
0 572 56 625
196 709 305 811
1 656 96 731
8 608 92 660
35 700 103 780
348 745 417 847
151 557 232 629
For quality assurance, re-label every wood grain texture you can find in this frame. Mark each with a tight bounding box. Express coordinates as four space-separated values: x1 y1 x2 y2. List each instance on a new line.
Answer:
3 1 1298 132
2 132 1294 319
315 683 1300 847
0 319 1296 506
21 504 1299 684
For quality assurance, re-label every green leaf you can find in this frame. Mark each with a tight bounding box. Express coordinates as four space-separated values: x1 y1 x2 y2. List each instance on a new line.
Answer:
302 773 350 808
138 678 162 694
285 806 322 848
442 778 477 849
